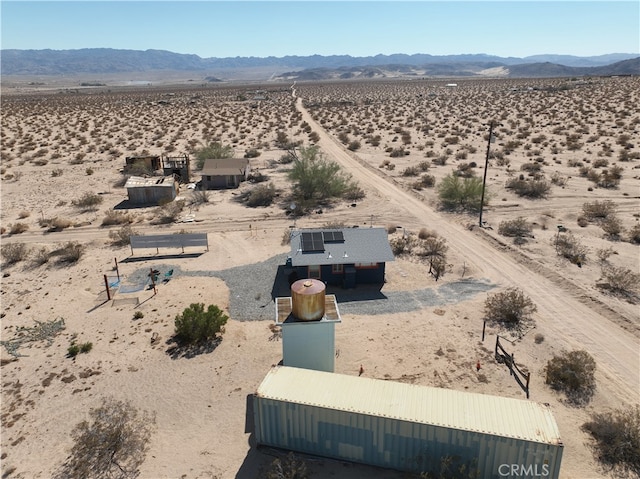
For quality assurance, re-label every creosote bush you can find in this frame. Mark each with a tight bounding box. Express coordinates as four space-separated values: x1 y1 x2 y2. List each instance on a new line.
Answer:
437 173 484 212
597 266 640 298
246 183 276 207
498 217 532 239
263 452 309 479
544 349 596 404
1 242 30 264
55 398 155 479
555 232 588 266
72 192 103 211
582 405 640 476
174 303 228 345
582 200 617 223
484 287 537 328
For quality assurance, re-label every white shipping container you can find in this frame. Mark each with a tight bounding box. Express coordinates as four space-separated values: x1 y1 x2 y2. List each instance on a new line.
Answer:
254 366 563 478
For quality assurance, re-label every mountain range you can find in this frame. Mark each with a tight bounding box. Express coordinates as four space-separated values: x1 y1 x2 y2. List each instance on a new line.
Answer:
1 49 638 80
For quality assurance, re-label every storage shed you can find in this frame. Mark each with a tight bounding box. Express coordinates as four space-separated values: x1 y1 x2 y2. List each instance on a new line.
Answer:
254 367 563 478
125 176 178 205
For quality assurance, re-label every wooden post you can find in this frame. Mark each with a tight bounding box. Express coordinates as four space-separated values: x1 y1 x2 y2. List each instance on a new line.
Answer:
525 372 531 399
114 257 120 280
482 320 486 341
104 274 111 300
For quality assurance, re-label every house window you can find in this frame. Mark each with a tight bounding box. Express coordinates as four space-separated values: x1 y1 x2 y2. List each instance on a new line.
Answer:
308 265 321 279
355 262 378 269
332 264 344 274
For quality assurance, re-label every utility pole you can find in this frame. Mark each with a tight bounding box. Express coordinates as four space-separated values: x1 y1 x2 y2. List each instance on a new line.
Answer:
479 121 498 227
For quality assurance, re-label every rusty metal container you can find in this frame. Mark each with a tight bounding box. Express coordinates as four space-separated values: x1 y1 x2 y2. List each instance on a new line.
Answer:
291 279 326 321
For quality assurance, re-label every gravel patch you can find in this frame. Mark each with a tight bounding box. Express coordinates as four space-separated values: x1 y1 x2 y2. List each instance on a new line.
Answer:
127 255 497 321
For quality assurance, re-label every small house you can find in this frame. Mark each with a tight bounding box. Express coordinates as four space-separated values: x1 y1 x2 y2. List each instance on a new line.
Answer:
287 227 394 288
200 158 250 189
125 176 178 205
125 155 162 173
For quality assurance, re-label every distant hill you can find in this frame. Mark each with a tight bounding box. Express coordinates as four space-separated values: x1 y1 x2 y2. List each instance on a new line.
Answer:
1 48 638 79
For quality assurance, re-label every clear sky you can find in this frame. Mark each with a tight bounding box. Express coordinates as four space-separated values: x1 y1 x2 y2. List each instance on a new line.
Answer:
1 1 638 58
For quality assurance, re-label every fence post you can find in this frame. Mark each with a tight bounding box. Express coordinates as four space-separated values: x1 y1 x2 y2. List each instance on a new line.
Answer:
482 320 486 342
104 274 111 301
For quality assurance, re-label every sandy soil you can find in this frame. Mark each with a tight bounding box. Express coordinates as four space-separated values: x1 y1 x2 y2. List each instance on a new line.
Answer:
1 76 639 479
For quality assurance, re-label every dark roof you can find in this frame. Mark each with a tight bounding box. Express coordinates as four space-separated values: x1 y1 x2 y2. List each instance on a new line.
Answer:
200 158 249 176
289 227 395 267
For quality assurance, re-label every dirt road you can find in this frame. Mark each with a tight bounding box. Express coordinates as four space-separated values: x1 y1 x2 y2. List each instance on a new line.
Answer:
293 92 639 405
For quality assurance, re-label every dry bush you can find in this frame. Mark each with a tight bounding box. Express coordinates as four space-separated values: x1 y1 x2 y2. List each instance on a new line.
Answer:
245 183 276 207
484 287 537 328
555 232 588 266
1 242 30 264
544 350 596 405
51 242 85 264
600 216 624 238
102 211 133 226
582 200 617 223
263 451 309 479
17 210 30 219
386 225 397 234
72 192 103 211
498 217 532 238
582 405 640 477
32 246 50 266
153 200 185 224
505 178 551 198
109 225 136 247
9 222 29 235
54 398 155 479
597 266 640 298
628 224 640 244
281 229 292 246
418 228 437 240
49 217 73 231
189 190 211 206
402 166 419 177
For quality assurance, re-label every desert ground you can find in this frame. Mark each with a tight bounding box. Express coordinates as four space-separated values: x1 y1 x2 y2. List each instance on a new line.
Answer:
1 76 639 479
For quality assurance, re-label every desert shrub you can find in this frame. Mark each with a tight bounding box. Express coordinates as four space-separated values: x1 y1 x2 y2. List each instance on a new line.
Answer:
419 174 436 188
389 147 406 158
102 211 133 226
597 169 622 189
544 350 596 404
550 172 568 186
1 242 29 264
32 246 50 265
596 247 616 263
402 166 419 177
597 266 640 298
534 333 545 344
189 190 211 205
109 225 135 246
498 217 532 238
555 232 588 266
505 178 551 198
432 155 448 166
386 225 397 234
592 158 609 168
174 303 228 345
54 398 155 479
244 148 261 158
72 192 103 211
389 235 419 256
248 171 269 183
49 217 73 231
582 200 617 222
484 287 537 328
600 216 624 238
577 216 589 227
67 343 80 358
628 224 640 244
288 146 354 204
418 228 437 240
455 162 475 178
154 199 185 224
263 452 309 479
17 210 30 219
85 167 94 176
133 311 144 320
279 152 295 164
347 140 361 151
194 142 233 169
9 223 29 235
52 168 64 177
418 161 430 171
521 162 542 174
438 173 484 212
246 183 276 207
79 342 93 353
343 184 366 201
582 405 640 476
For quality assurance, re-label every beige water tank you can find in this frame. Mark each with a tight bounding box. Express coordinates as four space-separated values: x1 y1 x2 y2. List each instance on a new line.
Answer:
291 279 326 321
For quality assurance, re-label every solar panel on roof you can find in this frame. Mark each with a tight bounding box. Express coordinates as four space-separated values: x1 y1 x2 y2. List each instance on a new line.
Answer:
301 232 324 252
323 231 344 243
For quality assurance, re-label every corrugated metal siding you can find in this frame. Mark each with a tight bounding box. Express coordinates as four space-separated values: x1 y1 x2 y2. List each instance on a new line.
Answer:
254 367 563 477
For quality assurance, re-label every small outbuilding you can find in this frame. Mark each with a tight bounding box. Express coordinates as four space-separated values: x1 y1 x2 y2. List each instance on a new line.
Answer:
125 176 178 205
287 228 394 288
254 366 564 478
199 158 250 189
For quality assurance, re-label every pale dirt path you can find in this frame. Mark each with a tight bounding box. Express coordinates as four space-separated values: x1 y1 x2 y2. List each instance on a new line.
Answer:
293 92 640 405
